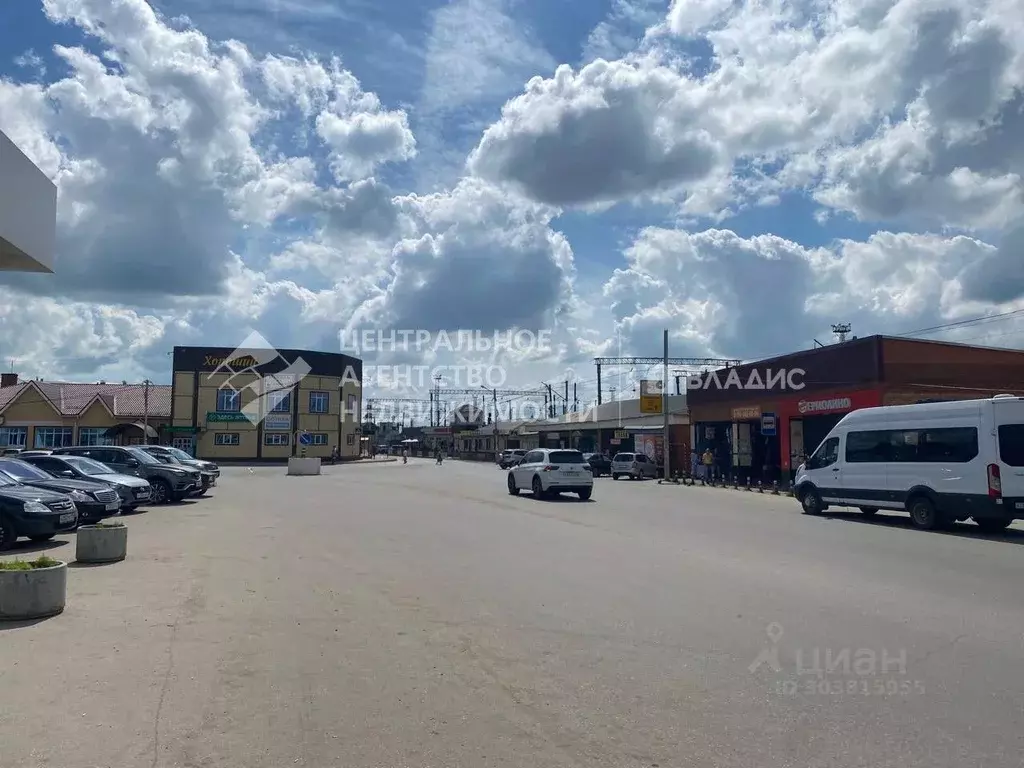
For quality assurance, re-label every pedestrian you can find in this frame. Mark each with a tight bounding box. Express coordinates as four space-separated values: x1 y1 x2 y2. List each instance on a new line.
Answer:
701 447 714 480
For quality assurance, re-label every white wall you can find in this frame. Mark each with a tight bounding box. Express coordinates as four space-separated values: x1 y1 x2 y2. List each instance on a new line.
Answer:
0 130 57 273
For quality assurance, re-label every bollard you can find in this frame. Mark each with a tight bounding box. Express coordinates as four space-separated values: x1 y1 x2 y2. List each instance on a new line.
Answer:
733 475 739 489
772 480 780 495
758 480 764 493
746 477 752 491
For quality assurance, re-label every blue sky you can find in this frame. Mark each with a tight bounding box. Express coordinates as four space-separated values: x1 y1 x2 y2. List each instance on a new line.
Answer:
0 0 1021 402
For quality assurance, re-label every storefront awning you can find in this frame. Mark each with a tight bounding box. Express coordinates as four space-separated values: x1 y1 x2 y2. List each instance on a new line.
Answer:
104 421 159 439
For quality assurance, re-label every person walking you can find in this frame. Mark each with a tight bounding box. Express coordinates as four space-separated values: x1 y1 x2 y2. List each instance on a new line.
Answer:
435 446 444 465
701 447 714 481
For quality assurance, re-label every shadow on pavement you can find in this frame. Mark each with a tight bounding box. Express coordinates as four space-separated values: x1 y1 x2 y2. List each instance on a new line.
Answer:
3 538 68 556
0 616 55 631
821 510 1024 546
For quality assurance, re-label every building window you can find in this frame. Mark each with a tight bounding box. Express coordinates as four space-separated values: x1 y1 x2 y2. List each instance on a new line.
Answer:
34 427 74 448
265 433 290 446
0 427 27 447
346 433 355 446
171 437 195 455
78 427 115 446
216 388 240 412
269 391 291 412
309 433 329 445
346 394 357 415
214 433 240 446
309 391 329 413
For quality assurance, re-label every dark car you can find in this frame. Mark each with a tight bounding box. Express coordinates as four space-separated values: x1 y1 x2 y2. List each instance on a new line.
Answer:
0 472 78 550
53 446 199 504
135 445 218 495
0 458 122 523
583 452 612 477
22 454 153 512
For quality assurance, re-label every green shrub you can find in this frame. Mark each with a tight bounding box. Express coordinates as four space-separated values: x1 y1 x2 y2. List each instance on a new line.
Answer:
0 555 61 571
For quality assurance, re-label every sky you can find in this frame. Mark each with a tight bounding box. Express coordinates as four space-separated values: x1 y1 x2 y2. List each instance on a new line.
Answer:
0 0 1023 415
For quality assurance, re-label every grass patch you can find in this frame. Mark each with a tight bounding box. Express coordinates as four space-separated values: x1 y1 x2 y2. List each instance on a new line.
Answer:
0 555 62 571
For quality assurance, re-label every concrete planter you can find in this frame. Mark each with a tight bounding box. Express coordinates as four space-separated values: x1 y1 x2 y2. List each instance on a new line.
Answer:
287 457 322 476
0 561 67 621
75 524 128 564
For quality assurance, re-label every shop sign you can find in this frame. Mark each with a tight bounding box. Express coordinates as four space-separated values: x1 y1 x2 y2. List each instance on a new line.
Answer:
263 413 292 431
165 425 196 433
761 412 777 436
614 429 629 438
687 368 805 392
797 396 853 415
610 438 621 445
207 411 250 423
732 406 762 421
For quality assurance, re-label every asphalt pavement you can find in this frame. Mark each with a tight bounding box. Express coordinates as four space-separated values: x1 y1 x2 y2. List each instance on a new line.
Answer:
2 458 1022 767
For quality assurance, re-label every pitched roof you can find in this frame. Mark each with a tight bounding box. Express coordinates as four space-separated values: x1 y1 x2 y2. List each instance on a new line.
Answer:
0 381 172 418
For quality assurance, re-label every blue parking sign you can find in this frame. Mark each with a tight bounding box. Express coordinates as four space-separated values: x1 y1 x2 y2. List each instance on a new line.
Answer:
761 413 777 436
299 432 312 445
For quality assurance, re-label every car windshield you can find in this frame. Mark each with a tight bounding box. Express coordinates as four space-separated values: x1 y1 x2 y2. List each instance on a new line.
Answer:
126 447 161 465
0 459 53 481
164 447 194 460
549 451 586 463
65 456 116 475
0 470 19 487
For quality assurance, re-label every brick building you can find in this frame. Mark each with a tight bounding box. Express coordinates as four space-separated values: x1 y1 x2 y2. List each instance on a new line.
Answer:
686 336 1024 482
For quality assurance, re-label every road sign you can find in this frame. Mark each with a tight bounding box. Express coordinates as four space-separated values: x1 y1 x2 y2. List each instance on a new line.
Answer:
298 432 312 445
761 413 777 436
639 380 663 414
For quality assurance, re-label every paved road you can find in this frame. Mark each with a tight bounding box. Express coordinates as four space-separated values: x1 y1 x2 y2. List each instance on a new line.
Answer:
2 459 1022 767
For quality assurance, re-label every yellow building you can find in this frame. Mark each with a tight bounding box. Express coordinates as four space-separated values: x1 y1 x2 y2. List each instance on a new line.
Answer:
169 346 362 461
0 375 168 449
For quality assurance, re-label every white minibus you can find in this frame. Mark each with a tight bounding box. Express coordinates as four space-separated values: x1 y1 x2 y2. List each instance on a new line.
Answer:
793 395 1024 531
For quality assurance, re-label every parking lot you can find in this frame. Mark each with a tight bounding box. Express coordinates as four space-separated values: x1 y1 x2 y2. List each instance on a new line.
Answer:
3 458 1024 767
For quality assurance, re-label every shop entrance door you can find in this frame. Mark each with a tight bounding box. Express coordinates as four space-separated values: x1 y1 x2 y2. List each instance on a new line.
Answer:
172 436 195 456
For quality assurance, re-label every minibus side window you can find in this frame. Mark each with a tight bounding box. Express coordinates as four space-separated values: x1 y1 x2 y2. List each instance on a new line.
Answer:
998 425 1024 467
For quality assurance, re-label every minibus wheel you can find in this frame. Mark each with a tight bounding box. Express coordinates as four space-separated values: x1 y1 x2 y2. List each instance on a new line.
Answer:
800 487 823 515
908 496 945 530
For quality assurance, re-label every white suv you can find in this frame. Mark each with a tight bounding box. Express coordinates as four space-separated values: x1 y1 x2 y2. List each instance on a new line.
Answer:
611 452 659 480
507 448 594 500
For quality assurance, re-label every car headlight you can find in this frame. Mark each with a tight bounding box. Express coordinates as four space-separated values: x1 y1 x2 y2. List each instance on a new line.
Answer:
24 500 49 513
69 490 91 502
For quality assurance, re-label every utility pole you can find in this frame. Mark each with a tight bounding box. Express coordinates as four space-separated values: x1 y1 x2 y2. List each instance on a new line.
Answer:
596 362 603 406
573 382 578 412
546 383 554 418
675 374 682 395
434 374 442 427
832 323 851 343
661 330 671 483
143 379 151 443
563 380 568 415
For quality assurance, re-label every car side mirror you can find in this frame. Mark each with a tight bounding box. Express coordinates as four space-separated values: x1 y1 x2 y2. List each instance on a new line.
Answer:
125 459 139 468
59 470 75 478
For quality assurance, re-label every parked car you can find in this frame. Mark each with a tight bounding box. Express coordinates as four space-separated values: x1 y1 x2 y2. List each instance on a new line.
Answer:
17 450 53 458
135 445 218 495
0 472 78 549
497 449 527 469
53 446 200 504
583 452 612 477
22 454 153 512
1 448 23 457
507 448 593 500
794 395 1024 531
0 458 122 523
611 452 659 480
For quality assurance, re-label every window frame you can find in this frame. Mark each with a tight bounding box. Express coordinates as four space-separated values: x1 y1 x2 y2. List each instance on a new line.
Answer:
78 426 116 447
264 433 290 446
216 388 241 412
213 432 240 446
308 390 329 414
0 427 28 448
34 426 75 449
269 391 291 413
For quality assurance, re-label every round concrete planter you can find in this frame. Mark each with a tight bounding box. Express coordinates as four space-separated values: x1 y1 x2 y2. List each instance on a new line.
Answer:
0 561 67 621
75 524 128 564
